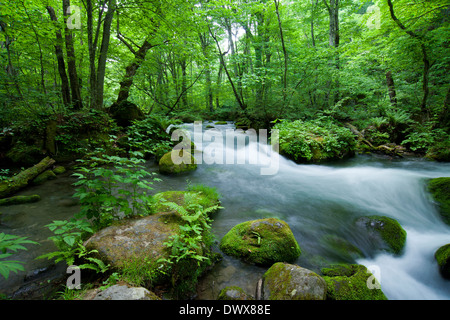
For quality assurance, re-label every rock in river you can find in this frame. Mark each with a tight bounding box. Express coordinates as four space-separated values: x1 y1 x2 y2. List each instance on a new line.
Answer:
220 218 301 266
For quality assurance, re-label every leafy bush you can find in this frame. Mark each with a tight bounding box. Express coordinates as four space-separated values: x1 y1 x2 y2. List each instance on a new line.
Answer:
0 233 37 279
273 118 356 163
72 151 160 229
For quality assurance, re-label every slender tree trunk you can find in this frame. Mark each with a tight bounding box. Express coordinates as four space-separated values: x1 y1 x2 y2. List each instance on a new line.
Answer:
63 0 83 110
116 39 153 105
95 0 116 109
274 0 288 106
385 70 397 106
210 26 246 110
47 6 70 106
386 0 430 119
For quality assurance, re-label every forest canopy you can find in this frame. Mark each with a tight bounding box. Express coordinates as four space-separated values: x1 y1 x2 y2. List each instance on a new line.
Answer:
0 0 449 164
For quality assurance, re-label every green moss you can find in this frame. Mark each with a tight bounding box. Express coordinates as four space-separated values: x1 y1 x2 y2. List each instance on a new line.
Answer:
218 286 253 300
0 194 41 206
356 215 407 255
428 177 450 225
31 169 57 185
262 262 327 300
435 244 450 279
152 190 220 215
220 218 301 266
159 150 197 175
321 264 388 300
214 121 228 125
53 166 66 175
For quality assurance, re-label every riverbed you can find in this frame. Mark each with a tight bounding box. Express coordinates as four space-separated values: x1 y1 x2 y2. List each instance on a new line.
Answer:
1 121 449 300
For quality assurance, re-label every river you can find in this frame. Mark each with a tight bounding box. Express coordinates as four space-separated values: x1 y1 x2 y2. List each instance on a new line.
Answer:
1 120 449 300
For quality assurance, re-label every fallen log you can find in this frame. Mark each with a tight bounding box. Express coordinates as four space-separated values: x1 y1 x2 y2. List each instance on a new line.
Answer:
0 195 41 206
0 156 55 198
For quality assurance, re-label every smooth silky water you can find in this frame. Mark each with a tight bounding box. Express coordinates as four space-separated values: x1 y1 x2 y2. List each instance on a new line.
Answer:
1 121 449 300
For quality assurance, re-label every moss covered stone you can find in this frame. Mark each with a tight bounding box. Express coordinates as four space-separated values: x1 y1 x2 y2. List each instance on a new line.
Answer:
159 150 197 175
260 262 327 300
321 264 387 300
152 190 220 215
220 218 301 266
53 166 66 175
355 215 407 255
31 169 57 185
435 244 450 279
218 286 253 300
428 177 450 225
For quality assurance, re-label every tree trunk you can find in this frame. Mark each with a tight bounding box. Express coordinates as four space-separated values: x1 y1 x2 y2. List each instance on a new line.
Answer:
116 39 154 105
46 6 71 106
0 157 55 198
385 70 397 106
63 0 83 110
274 0 288 106
95 0 116 109
386 0 430 119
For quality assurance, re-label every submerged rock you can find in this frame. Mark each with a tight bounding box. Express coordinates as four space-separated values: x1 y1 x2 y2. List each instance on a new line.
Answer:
258 262 327 300
159 150 197 175
321 264 387 300
428 177 450 225
220 218 301 266
218 286 254 300
435 244 450 279
354 215 407 255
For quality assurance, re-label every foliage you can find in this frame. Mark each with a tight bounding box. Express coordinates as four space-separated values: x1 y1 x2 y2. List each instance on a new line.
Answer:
273 118 356 162
0 233 37 279
156 191 222 297
72 151 160 229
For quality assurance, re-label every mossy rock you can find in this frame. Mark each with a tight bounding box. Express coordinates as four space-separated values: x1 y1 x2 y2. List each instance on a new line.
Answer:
6 141 44 167
321 264 387 300
260 262 327 300
0 194 41 206
435 244 450 279
218 286 253 300
31 169 57 185
159 150 197 175
355 215 407 255
152 190 220 215
428 177 450 225
53 166 66 175
220 218 301 266
214 121 228 125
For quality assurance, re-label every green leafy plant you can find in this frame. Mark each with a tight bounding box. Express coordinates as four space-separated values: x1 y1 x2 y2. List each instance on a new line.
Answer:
0 233 37 279
72 151 159 229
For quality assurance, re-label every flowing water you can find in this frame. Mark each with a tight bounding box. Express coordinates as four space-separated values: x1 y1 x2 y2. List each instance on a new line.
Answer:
1 121 449 300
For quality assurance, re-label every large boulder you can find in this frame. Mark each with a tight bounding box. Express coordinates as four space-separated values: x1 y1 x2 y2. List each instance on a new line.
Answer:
83 189 219 299
83 212 181 284
428 177 450 225
321 264 387 300
354 215 407 255
220 218 301 266
159 150 197 175
258 262 327 300
435 244 450 279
